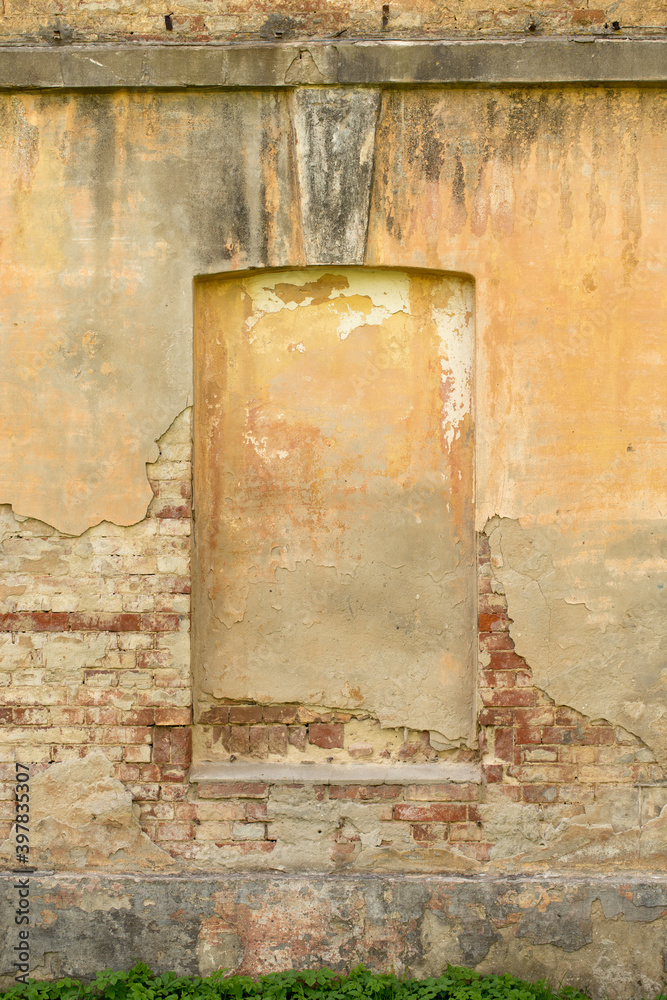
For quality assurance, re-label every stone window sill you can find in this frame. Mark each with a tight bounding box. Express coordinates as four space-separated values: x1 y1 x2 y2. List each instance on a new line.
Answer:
189 761 481 784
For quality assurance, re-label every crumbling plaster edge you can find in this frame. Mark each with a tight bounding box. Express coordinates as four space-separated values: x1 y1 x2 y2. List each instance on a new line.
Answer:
0 402 193 538
482 514 663 766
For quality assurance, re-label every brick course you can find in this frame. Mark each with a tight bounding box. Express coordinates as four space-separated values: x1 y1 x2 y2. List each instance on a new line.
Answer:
1 409 665 860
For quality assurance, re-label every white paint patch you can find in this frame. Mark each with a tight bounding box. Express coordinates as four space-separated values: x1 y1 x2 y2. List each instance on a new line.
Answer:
336 305 395 340
432 282 473 450
243 431 288 462
242 268 411 335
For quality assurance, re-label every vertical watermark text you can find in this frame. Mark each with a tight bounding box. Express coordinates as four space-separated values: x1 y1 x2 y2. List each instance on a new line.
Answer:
13 762 31 983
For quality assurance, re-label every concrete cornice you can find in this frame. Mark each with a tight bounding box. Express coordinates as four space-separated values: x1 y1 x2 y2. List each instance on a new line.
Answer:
0 37 666 89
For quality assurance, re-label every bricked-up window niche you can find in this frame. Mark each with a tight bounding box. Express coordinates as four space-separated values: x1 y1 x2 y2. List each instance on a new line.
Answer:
193 267 476 761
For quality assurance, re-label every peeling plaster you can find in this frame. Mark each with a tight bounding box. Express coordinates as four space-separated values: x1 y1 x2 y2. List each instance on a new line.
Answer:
193 268 476 744
0 751 177 871
487 517 667 767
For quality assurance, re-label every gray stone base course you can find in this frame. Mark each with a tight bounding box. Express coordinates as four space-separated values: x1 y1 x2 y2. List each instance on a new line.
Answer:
2 873 667 999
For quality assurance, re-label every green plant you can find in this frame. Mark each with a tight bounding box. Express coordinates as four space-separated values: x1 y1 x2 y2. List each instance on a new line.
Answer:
0 963 659 1000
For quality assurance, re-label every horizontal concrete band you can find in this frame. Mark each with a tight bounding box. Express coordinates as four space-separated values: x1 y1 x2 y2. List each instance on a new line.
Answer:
189 762 482 784
1 38 666 90
2 873 667 991
0 872 663 886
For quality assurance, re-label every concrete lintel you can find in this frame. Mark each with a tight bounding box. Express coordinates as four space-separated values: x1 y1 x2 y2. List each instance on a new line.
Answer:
189 761 482 784
0 38 666 90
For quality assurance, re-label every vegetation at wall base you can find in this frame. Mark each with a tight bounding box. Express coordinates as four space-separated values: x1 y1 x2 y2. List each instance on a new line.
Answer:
2 965 667 1000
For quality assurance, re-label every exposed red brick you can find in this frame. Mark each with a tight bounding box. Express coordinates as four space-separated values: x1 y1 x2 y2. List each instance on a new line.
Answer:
139 764 162 782
480 688 535 708
494 727 514 762
229 705 263 725
163 576 191 595
197 782 268 799
410 823 436 842
262 705 298 724
154 707 192 726
121 709 156 726
538 727 574 745
116 764 141 782
405 783 479 801
483 763 504 784
209 725 231 749
515 727 542 745
0 611 70 632
287 726 307 751
246 801 268 821
515 707 554 726
170 728 192 766
309 723 344 749
268 725 288 755
174 802 197 821
157 821 193 841
85 707 121 725
329 785 403 801
394 803 467 823
249 726 269 757
488 650 527 670
161 784 188 801
199 707 230 725
229 726 250 754
479 631 515 651
480 669 507 688
155 504 191 519
478 707 514 727
135 650 170 670
554 706 584 726
573 726 615 746
522 784 558 803
479 612 509 632
152 728 171 764
142 613 181 632
70 612 142 632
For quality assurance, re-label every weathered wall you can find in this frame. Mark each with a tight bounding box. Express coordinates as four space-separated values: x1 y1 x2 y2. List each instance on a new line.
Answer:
3 874 667 1000
0 41 667 991
0 0 664 44
2 83 664 755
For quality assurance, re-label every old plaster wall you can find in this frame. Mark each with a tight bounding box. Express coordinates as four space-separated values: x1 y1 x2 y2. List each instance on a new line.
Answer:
0 89 302 533
1 83 665 767
365 86 667 768
0 71 667 994
194 268 475 742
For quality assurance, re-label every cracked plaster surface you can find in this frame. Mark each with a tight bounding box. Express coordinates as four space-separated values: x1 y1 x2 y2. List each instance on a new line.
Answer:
193 268 476 744
487 517 667 768
0 751 177 871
